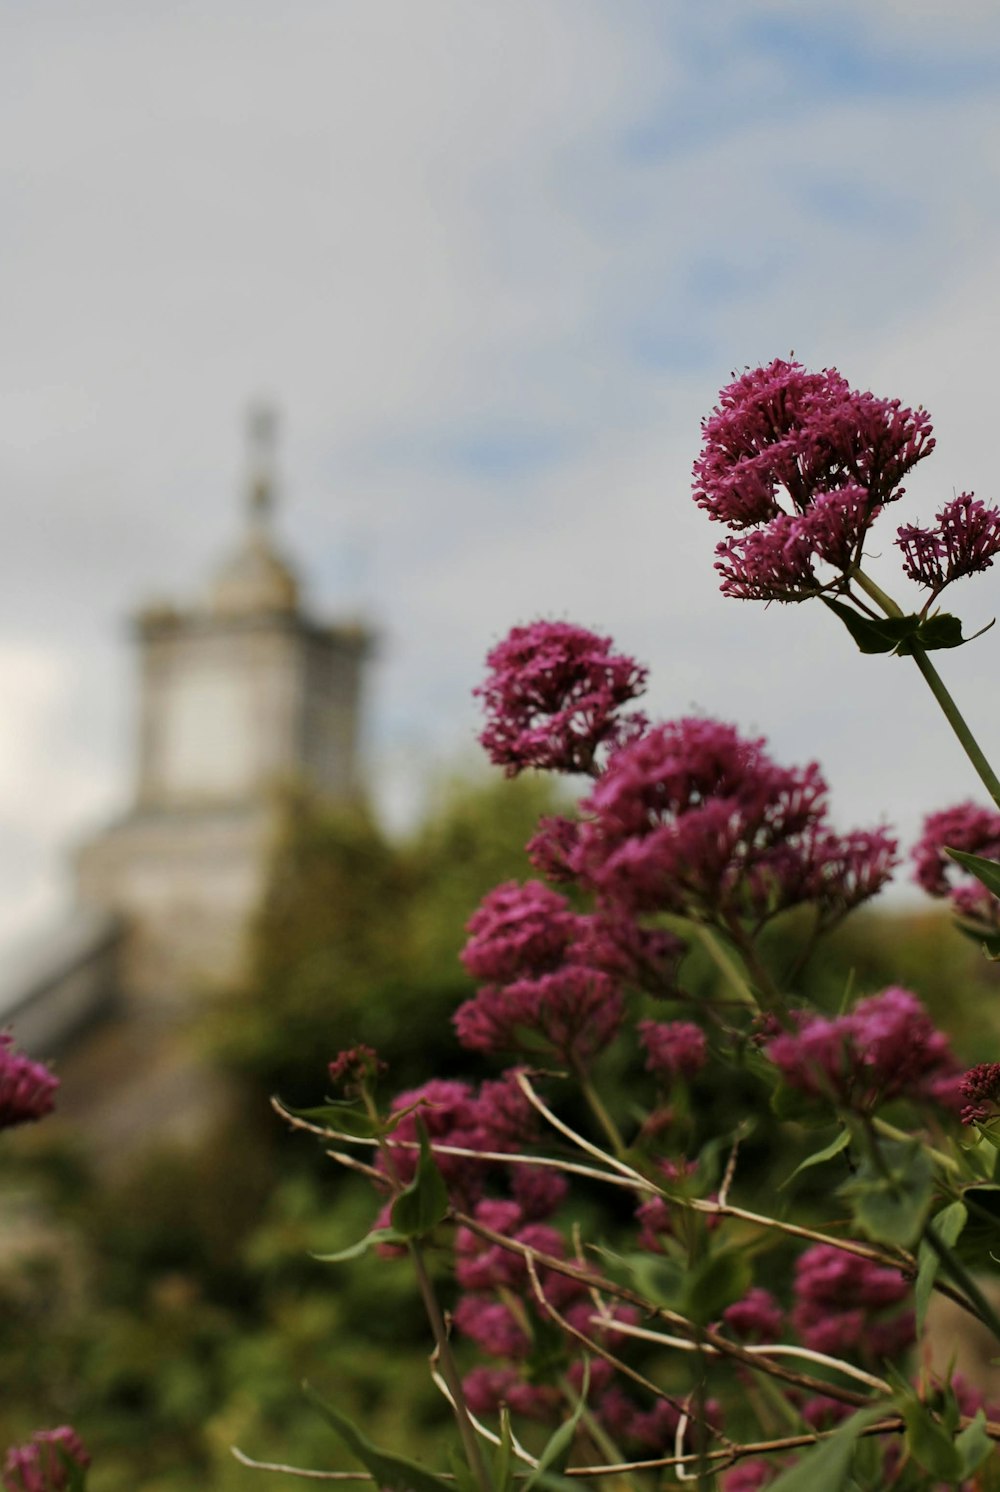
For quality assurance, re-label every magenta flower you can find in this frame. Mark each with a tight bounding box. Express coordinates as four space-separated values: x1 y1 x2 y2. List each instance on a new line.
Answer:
454 965 623 1064
721 1462 775 1492
526 814 581 882
476 620 647 775
959 1063 1000 1126
455 881 625 1062
2 1427 90 1492
462 1366 560 1420
570 717 895 928
912 800 1000 924
694 359 933 601
327 1044 385 1094
454 1296 532 1359
792 1243 912 1361
375 1070 541 1210
460 880 580 984
723 1288 784 1343
638 1019 707 1082
511 1163 568 1219
765 987 957 1112
0 1035 59 1131
455 1199 564 1292
897 492 1000 594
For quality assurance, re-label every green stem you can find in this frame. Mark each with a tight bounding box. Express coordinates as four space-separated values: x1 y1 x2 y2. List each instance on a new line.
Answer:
573 1061 628 1161
363 1084 493 1492
871 1117 962 1177
690 922 759 1011
921 1219 1000 1348
722 919 789 1020
852 566 1000 811
908 647 1000 812
411 1242 496 1492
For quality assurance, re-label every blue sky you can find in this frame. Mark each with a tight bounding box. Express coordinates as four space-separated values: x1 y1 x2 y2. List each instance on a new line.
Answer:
3 0 1000 943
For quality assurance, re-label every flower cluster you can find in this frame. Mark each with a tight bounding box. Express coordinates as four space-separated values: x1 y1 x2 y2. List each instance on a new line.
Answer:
912 800 1000 925
765 987 959 1113
693 359 933 602
792 1244 913 1362
476 621 647 775
959 1063 1000 1126
454 881 625 1062
896 492 1000 594
373 1071 547 1213
637 1019 706 1082
2 1427 90 1492
722 1288 784 1343
567 718 895 928
0 1034 59 1131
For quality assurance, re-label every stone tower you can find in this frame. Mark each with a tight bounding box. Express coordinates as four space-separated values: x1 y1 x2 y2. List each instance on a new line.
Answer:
75 407 373 1010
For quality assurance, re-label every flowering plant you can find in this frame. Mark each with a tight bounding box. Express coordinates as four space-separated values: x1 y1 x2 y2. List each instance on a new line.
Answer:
249 364 1000 1491
0 1041 90 1488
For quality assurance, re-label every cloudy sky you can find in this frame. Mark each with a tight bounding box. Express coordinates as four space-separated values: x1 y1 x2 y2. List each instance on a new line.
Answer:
3 0 1000 945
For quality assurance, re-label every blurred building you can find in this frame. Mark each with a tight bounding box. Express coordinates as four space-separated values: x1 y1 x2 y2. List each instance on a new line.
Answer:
0 410 373 1151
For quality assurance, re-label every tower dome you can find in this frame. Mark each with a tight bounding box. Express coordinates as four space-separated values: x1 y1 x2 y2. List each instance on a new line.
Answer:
209 404 301 616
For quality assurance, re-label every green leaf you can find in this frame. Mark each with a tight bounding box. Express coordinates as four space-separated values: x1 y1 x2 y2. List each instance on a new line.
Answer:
908 612 965 652
681 1247 754 1325
899 1394 962 1481
303 1383 453 1492
781 1127 852 1190
281 1098 384 1139
524 1363 589 1492
953 917 1000 959
448 1448 480 1492
493 1408 514 1492
596 1248 685 1308
390 1117 449 1238
766 1404 887 1490
957 1409 995 1477
840 1139 933 1246
822 598 921 655
915 1201 967 1332
312 1227 406 1263
945 846 1000 900
59 1454 88 1492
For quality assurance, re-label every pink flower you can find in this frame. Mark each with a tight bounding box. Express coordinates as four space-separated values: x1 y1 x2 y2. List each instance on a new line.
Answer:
454 967 623 1064
327 1044 385 1093
723 1288 784 1343
897 493 1000 593
765 987 957 1112
2 1427 90 1492
638 1020 707 1082
455 1200 565 1293
460 881 579 984
570 718 895 927
792 1244 912 1361
695 359 933 527
476 620 647 776
694 359 933 602
453 1297 532 1359
0 1035 58 1131
912 801 1000 923
456 882 626 1062
721 1462 775 1492
511 1163 568 1219
462 1366 559 1420
377 1079 483 1206
526 815 581 882
959 1063 1000 1126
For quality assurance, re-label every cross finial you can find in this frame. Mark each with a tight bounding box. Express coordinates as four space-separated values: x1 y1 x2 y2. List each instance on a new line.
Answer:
246 401 279 524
